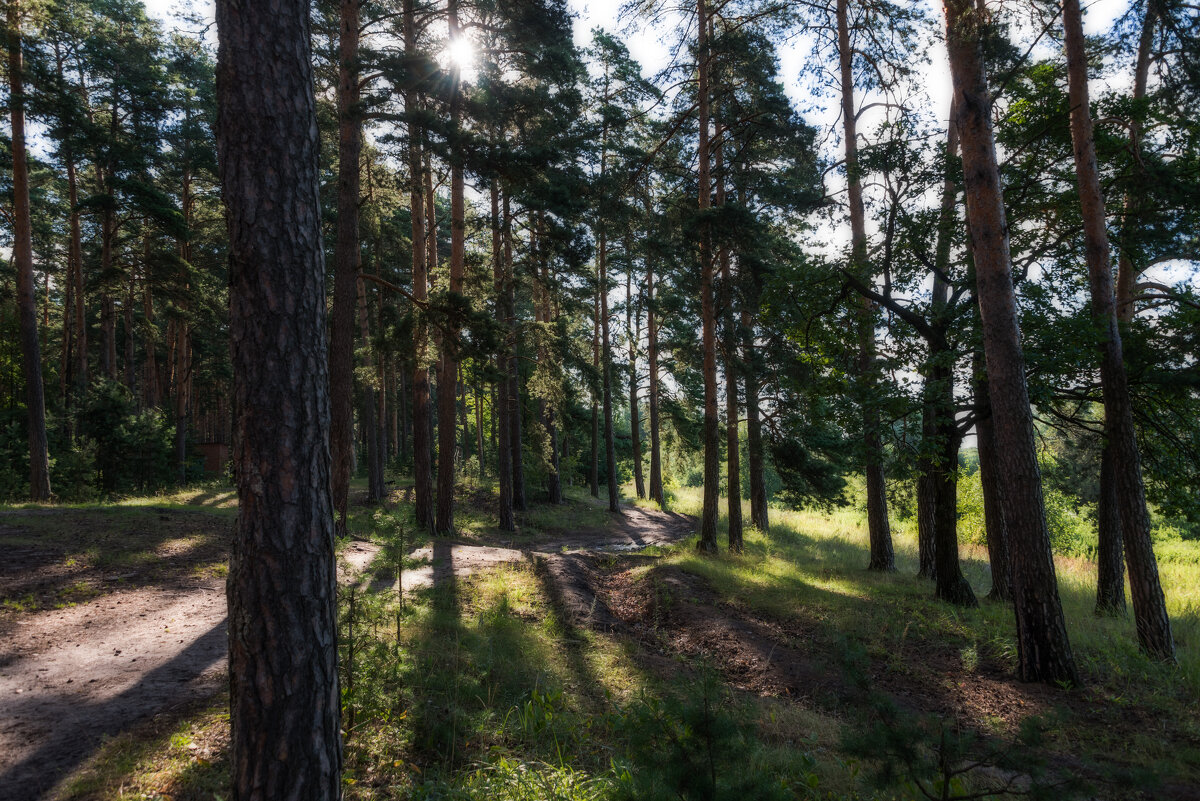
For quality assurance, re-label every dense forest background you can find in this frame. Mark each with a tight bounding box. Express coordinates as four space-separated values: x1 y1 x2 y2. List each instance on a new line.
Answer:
3 0 1198 555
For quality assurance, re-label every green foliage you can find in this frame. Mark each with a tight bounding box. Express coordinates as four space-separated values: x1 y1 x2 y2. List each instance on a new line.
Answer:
612 668 815 801
78 380 176 496
842 700 1085 801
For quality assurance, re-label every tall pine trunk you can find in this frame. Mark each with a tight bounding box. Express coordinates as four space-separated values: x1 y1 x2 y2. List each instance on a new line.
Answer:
644 191 664 505
838 0 893 571
329 0 362 538
437 0 466 534
973 349 1012 601
491 182 515 530
943 0 1078 684
1098 0 1156 615
627 256 645 500
696 0 721 553
503 194 526 511
7 0 51 502
405 0 433 534
1062 0 1173 659
214 0 342 794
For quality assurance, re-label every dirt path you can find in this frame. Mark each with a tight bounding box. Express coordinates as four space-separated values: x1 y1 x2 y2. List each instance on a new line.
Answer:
0 502 693 800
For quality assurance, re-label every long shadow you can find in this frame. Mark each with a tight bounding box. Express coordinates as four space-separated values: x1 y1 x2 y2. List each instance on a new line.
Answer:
0 619 227 801
0 508 230 607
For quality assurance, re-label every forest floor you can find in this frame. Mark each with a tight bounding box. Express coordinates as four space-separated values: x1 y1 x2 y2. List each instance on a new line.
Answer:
1 480 1198 800
0 482 692 801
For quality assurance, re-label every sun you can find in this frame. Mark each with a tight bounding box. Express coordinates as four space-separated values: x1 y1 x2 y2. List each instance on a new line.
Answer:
446 36 475 76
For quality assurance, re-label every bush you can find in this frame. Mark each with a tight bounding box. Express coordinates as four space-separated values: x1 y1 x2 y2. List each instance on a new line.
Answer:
78 380 176 496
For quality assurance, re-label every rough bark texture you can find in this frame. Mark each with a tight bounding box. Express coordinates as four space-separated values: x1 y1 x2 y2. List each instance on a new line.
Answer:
8 0 52 502
329 0 361 538
214 0 342 796
406 0 433 534
838 0 892 571
943 0 1078 684
696 0 721 554
973 351 1012 602
1062 0 1173 659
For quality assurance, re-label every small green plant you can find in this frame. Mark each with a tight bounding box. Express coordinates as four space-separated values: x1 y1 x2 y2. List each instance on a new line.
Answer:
841 699 1087 800
612 667 815 800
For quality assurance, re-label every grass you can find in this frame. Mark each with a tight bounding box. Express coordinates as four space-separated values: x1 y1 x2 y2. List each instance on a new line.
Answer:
647 485 1200 786
13 475 1200 798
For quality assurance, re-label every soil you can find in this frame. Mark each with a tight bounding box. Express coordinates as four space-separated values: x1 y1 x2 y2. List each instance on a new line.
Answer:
0 501 694 800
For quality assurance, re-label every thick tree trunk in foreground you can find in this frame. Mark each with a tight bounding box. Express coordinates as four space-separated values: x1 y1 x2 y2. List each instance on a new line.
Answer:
1062 0 1173 659
943 0 1078 684
973 351 1011 602
215 0 342 796
330 0 361 538
838 0 892 571
8 0 51 502
696 0 720 554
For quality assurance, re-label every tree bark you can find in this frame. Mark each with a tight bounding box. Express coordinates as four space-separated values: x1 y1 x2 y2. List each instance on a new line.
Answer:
645 191 664 505
330 0 362 538
491 182 515 531
943 0 1078 684
7 0 52 502
599 227 618 513
838 0 893 571
405 0 433 534
590 266 601 499
1062 0 1173 659
436 0 466 534
356 274 383 502
627 251 645 500
715 122 742 553
741 303 768 532
696 0 721 554
214 0 342 795
540 224 563 504
973 350 1012 602
503 193 526 511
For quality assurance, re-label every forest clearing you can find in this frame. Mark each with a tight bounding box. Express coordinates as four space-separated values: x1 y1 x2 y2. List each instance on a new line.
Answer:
3 0 1200 797
2 480 1198 799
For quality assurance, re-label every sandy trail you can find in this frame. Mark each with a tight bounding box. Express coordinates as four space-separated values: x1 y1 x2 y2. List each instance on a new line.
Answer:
0 503 693 800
